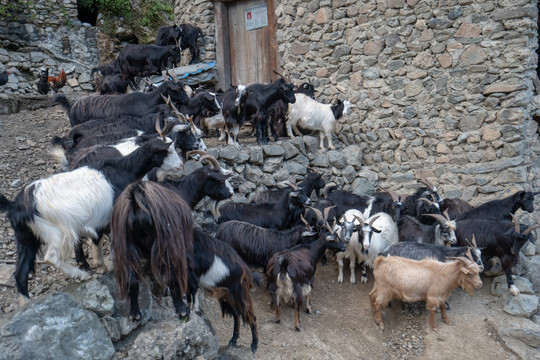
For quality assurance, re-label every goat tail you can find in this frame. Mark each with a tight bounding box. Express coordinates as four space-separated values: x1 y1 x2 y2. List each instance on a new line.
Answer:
251 271 263 287
52 94 71 111
0 193 12 212
277 254 289 282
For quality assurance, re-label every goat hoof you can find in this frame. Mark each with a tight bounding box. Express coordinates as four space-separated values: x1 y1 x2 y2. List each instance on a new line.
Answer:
78 262 90 270
228 339 237 347
276 319 281 324
129 311 142 321
445 302 451 310
251 344 258 354
295 326 300 332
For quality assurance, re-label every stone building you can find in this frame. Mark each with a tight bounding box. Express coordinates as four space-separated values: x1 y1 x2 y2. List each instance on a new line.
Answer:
175 0 540 211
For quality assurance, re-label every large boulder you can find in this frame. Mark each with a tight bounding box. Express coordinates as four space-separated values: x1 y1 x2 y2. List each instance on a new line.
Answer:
0 292 115 360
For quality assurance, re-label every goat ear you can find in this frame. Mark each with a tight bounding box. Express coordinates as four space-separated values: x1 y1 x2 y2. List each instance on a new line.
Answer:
460 267 470 275
372 227 382 234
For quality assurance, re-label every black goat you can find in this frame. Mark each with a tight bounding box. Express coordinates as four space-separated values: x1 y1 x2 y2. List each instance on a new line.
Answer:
441 198 474 220
457 190 537 221
215 220 317 268
243 78 296 145
155 24 203 64
216 184 311 230
250 168 325 204
397 211 457 246
455 215 539 295
111 180 194 321
401 177 443 219
53 80 190 126
266 223 346 331
95 73 130 95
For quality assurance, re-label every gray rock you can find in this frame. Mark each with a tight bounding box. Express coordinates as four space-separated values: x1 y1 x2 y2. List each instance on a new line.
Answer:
499 318 540 348
523 256 540 292
220 145 241 162
282 141 300 160
99 272 152 341
503 293 539 317
351 177 375 196
283 161 308 175
245 165 264 183
262 144 284 157
0 292 115 360
491 275 534 296
303 136 319 154
273 168 291 182
341 165 357 183
328 150 347 169
263 157 284 173
64 278 115 317
126 310 219 360
342 145 363 169
312 153 329 167
248 146 264 165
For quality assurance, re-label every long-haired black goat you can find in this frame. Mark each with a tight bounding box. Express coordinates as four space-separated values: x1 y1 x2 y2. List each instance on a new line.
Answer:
457 190 537 221
111 180 194 321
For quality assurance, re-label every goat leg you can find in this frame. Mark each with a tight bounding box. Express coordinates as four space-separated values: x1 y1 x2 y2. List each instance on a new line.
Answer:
128 271 142 321
170 280 190 320
74 240 90 270
294 301 301 331
428 308 439 331
505 266 520 295
275 301 281 323
228 312 241 347
440 304 452 326
15 238 40 306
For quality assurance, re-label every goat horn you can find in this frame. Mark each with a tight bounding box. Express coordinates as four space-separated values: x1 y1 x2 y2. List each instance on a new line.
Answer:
368 215 380 227
289 178 299 191
352 214 365 226
422 213 448 224
166 67 178 82
161 93 187 123
155 115 166 141
186 150 207 158
510 213 520 233
532 191 540 196
465 247 474 263
323 205 336 222
417 197 435 206
382 187 400 203
465 234 478 249
471 234 478 249
308 206 324 221
325 220 334 234
523 224 540 235
300 213 313 232
443 209 451 221
417 177 435 190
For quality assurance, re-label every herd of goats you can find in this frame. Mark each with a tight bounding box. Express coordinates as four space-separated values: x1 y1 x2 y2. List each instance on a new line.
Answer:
0 23 539 354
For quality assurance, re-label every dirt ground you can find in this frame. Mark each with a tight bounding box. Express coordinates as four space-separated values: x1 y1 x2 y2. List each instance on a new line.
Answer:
0 100 520 359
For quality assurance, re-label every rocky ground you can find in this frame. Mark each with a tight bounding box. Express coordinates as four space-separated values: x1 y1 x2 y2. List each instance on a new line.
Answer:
0 98 532 359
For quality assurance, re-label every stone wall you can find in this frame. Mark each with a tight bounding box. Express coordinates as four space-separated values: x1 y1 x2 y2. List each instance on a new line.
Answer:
0 0 97 107
174 0 540 209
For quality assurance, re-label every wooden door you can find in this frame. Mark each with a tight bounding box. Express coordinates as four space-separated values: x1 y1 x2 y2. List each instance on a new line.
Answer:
215 0 279 89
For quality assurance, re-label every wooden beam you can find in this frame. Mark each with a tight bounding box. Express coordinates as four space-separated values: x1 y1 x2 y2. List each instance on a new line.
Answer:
214 1 231 90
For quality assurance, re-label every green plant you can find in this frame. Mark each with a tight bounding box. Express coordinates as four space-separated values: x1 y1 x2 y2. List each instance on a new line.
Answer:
79 0 131 17
141 0 173 27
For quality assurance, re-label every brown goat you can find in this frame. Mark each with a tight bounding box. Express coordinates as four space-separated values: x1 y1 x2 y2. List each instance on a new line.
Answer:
369 251 482 331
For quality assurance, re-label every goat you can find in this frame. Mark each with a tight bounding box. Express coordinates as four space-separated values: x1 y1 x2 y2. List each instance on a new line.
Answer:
369 251 483 331
185 228 259 352
334 210 399 284
111 180 193 321
53 80 190 126
286 94 351 150
250 168 325 204
95 73 130 95
397 210 457 246
382 239 483 269
457 190 537 221
266 217 346 331
441 198 474 220
455 215 539 295
401 177 443 219
326 186 403 222
0 134 182 306
117 43 181 89
212 85 249 145
179 91 221 122
155 24 204 64
243 78 296 145
216 183 311 230
268 82 316 139
215 220 317 268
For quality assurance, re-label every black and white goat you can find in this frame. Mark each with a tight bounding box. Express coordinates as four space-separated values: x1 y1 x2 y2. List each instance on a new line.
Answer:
215 220 317 268
401 177 444 220
266 217 346 331
216 183 311 230
286 94 352 150
455 215 539 295
0 135 182 306
334 210 399 284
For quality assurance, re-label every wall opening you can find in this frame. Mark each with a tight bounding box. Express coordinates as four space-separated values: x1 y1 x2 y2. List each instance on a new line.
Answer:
77 2 98 26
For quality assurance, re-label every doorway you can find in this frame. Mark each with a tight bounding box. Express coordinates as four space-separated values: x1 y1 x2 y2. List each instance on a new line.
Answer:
215 0 280 89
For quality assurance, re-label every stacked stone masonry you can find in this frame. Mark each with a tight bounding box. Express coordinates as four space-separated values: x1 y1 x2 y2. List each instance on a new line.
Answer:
175 0 540 215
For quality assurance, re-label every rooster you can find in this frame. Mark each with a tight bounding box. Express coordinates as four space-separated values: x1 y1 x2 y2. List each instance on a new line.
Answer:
48 68 67 93
37 67 50 95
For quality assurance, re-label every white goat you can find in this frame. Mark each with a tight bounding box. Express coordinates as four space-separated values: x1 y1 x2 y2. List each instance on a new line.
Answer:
335 210 398 284
286 94 351 150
